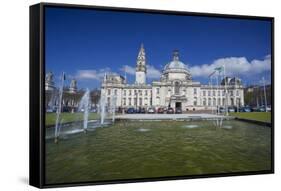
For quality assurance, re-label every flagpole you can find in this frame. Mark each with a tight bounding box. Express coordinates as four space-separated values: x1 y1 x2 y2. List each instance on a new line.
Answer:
262 77 268 112
216 73 219 115
236 77 238 113
223 64 228 116
210 76 213 114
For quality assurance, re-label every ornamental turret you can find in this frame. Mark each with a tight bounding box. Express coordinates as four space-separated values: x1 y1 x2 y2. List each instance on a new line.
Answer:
45 71 55 91
69 79 77 93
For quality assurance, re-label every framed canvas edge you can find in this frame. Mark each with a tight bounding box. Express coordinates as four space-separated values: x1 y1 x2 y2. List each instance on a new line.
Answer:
29 2 275 189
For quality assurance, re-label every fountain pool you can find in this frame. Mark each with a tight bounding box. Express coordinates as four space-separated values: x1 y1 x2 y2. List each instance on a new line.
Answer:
45 119 271 184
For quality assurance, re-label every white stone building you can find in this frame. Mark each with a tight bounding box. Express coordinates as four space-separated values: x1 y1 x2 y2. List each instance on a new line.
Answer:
101 44 244 111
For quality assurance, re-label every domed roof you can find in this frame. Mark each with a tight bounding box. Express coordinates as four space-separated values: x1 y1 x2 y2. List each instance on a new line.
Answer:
164 60 187 70
161 50 192 82
164 50 188 71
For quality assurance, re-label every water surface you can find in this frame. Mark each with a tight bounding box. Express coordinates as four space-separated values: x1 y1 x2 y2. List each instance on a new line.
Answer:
45 120 271 184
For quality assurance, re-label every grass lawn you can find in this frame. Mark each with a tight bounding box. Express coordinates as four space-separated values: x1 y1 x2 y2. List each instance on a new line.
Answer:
46 112 100 126
230 112 271 123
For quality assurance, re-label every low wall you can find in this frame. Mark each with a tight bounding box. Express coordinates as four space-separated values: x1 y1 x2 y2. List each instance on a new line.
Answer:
235 117 272 127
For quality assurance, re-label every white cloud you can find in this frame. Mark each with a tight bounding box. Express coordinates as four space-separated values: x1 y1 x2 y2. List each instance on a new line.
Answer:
189 55 271 78
120 65 161 79
146 65 161 78
75 68 111 80
120 65 135 75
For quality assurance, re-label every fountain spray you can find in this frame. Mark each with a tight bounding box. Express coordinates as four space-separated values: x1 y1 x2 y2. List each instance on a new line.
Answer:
79 88 91 133
54 72 65 143
111 95 117 123
100 92 107 125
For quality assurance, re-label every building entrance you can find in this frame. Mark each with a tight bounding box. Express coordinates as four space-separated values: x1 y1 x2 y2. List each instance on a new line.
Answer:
175 102 182 109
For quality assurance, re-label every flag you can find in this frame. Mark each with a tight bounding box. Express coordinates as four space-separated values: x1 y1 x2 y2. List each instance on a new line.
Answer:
214 66 223 73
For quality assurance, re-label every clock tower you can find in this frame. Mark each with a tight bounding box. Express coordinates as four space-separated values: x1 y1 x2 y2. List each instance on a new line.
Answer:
135 43 147 84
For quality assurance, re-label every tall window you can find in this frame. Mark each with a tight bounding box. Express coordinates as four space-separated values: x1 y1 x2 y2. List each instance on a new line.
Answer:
107 97 110 106
139 98 142 106
123 98 126 106
114 89 117 96
129 90 132 96
123 90 126 96
107 89 111 95
231 98 234 105
175 81 180 94
129 98 131 105
193 97 197 106
145 90 148 96
144 98 148 105
156 88 160 94
203 91 206 96
194 88 197 95
203 98 206 106
208 98 211 106
237 98 240 106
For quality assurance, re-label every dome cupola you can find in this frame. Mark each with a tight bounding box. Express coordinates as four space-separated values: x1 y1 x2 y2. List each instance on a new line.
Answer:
161 50 191 81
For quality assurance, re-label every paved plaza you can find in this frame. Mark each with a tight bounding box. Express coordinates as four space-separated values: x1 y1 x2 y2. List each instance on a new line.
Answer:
115 113 234 120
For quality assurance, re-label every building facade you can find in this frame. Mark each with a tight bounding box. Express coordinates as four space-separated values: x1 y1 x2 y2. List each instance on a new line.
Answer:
101 44 244 111
45 72 82 111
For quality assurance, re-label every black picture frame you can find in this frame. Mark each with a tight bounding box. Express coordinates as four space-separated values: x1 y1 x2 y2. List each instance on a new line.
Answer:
30 2 274 188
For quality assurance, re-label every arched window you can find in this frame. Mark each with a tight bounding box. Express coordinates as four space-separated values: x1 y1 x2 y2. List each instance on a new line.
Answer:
213 98 216 106
208 98 211 106
203 98 206 106
175 81 180 94
193 97 197 106
237 98 240 106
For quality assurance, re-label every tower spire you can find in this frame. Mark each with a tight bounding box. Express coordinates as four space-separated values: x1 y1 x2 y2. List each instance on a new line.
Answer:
136 43 146 73
135 43 147 84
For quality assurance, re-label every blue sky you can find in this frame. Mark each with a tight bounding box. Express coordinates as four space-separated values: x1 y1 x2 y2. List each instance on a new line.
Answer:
45 7 272 90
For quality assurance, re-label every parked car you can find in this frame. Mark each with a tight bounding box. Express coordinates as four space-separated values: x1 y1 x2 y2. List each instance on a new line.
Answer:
218 107 226 113
257 106 266 112
175 108 182 114
266 105 272 112
46 107 54 113
167 107 174 114
126 107 135 114
147 107 156 114
138 107 146 113
239 106 251 112
157 107 165 114
228 106 235 112
63 106 71 112
90 108 97 113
